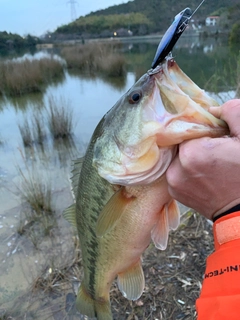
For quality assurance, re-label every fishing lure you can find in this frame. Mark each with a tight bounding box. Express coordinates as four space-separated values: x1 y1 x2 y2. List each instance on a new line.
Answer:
151 0 206 69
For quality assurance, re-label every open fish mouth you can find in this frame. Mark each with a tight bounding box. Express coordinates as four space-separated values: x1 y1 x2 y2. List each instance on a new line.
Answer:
93 58 228 186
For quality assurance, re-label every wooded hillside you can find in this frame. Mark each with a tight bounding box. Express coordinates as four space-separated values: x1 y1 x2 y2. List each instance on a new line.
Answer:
55 0 240 37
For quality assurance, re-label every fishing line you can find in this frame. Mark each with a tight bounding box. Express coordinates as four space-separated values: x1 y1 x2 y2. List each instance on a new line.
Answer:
178 0 206 33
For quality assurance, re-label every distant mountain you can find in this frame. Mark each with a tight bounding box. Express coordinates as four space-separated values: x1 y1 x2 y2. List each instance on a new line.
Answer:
87 0 239 32
54 0 239 37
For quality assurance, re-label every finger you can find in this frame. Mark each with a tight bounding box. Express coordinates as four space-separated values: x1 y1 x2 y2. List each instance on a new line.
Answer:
166 155 183 192
209 106 221 119
210 99 240 137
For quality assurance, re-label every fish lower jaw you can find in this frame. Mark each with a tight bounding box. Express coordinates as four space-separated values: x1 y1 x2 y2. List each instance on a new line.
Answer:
155 121 228 146
97 165 171 186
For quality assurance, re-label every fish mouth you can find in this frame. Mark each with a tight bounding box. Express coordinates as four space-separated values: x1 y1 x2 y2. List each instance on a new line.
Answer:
93 58 228 186
144 59 228 147
96 144 176 186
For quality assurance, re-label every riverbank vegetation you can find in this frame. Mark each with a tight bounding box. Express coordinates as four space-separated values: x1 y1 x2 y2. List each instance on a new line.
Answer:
203 51 240 101
0 31 40 49
229 22 240 49
17 161 55 248
47 95 74 139
0 42 126 97
18 112 46 147
61 42 126 77
0 57 64 96
18 95 74 148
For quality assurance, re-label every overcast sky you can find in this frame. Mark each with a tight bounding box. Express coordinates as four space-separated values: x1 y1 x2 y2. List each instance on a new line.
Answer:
0 0 130 36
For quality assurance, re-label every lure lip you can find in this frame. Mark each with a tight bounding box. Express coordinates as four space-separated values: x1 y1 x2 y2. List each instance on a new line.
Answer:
151 7 192 69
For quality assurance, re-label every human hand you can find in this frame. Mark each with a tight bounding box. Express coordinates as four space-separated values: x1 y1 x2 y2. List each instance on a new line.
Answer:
166 99 240 220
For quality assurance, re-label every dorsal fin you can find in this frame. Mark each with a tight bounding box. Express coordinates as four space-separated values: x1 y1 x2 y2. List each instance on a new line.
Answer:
63 204 77 229
70 157 84 198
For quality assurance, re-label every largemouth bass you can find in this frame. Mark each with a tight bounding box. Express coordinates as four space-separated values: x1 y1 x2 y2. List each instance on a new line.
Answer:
64 59 228 320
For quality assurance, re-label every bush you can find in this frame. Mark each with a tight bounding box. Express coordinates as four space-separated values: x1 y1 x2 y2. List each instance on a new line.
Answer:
229 22 240 49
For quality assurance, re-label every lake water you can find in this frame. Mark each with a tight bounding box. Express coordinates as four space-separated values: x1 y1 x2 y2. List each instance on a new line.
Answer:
0 36 238 318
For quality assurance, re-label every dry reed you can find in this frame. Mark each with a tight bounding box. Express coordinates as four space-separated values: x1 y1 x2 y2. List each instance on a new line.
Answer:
18 118 33 147
0 58 64 96
61 42 126 77
18 112 46 147
18 166 53 216
47 95 74 139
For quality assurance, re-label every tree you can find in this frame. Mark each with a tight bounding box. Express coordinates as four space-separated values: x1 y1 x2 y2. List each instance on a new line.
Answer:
229 22 240 49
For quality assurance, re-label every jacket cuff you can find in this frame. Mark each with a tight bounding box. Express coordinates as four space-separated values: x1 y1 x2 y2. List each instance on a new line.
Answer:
213 211 240 251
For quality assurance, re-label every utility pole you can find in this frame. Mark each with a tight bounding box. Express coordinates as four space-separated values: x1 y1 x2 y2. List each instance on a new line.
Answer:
67 0 77 21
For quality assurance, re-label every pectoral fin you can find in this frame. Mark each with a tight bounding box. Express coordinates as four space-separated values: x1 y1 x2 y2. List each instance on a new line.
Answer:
151 200 180 250
96 187 136 237
167 199 180 230
151 204 169 250
117 259 145 301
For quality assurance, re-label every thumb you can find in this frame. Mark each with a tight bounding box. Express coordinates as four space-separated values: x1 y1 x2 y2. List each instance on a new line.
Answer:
210 99 240 138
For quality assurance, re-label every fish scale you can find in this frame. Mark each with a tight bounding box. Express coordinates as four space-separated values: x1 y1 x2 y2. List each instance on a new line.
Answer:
75 119 114 301
63 59 228 320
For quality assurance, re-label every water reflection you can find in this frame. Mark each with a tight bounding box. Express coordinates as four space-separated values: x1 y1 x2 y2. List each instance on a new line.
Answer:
0 96 6 111
68 68 127 90
12 50 66 65
52 136 79 168
7 92 45 111
18 116 79 169
122 36 239 92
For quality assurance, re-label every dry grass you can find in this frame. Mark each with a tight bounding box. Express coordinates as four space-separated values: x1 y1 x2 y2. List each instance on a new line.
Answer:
32 236 81 295
47 95 74 139
1 208 213 319
0 58 64 96
18 94 74 148
18 111 46 148
16 157 55 246
37 213 213 319
61 42 126 77
18 167 53 215
31 111 46 145
109 212 213 320
18 118 33 147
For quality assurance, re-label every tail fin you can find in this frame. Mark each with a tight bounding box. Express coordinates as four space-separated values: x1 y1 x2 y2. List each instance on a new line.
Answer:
76 284 112 320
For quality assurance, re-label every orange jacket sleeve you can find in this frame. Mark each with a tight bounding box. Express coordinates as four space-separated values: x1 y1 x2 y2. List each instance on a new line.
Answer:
196 211 240 320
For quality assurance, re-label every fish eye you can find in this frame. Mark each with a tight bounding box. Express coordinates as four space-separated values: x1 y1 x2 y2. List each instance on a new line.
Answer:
129 91 142 104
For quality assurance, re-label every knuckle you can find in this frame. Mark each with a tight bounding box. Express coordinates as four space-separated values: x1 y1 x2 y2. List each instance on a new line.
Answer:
166 166 177 188
178 141 196 169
